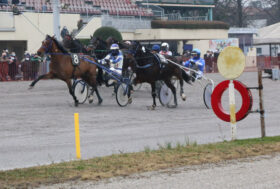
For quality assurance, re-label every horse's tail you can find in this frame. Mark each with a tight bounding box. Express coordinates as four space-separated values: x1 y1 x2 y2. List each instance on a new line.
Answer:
96 67 104 86
182 70 192 85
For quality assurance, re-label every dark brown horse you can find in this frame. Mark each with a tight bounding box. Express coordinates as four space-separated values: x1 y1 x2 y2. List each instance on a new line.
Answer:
30 35 103 106
123 41 191 109
62 34 89 54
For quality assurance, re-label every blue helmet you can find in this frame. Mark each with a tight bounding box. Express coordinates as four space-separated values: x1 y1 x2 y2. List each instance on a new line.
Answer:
110 43 119 50
191 48 201 59
152 44 160 51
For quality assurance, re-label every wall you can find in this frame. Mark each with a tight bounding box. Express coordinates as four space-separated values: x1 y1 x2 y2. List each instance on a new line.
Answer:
75 16 102 39
0 12 80 53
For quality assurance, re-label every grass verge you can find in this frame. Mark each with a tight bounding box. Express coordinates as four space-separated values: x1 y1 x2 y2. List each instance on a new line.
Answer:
1 136 280 188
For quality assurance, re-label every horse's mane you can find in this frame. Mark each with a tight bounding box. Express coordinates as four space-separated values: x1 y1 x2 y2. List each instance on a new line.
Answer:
47 35 69 54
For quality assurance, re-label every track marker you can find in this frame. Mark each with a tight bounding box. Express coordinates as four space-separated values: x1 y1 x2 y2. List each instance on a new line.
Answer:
74 113 81 159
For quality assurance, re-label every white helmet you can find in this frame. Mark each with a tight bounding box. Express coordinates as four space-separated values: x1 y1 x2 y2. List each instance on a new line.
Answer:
110 43 119 50
161 42 169 49
124 41 131 45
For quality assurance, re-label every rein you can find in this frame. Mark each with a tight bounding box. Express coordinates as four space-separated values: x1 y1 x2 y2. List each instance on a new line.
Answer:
42 39 53 53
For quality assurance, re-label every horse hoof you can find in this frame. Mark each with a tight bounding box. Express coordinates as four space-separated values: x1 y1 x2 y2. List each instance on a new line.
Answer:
147 105 156 110
75 102 79 107
128 97 132 104
29 85 34 90
181 94 186 101
88 95 94 104
98 99 103 105
167 104 177 108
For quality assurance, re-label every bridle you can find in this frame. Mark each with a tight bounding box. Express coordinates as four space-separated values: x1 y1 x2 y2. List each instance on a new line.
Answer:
41 37 53 53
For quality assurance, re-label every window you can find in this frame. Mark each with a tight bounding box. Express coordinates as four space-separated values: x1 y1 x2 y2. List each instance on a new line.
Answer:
257 48 262 55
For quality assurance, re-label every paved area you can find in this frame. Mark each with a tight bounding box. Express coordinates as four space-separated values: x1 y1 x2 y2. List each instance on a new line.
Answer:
39 154 280 189
0 72 279 170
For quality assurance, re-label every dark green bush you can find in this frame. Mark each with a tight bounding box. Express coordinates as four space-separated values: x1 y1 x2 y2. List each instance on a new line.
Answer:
93 26 123 41
79 39 90 46
151 20 229 30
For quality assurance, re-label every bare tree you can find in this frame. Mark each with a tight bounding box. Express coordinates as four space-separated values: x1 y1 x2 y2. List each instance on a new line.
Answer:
214 0 250 27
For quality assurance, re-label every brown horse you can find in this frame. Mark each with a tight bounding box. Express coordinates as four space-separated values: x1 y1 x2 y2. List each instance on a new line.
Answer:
30 35 103 106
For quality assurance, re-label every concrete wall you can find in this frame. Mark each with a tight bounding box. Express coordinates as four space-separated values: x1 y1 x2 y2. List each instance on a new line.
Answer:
0 12 80 53
76 16 102 39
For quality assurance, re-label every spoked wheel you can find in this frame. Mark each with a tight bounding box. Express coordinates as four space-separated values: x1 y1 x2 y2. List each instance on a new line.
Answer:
116 83 129 107
159 83 173 106
73 80 89 104
203 83 213 109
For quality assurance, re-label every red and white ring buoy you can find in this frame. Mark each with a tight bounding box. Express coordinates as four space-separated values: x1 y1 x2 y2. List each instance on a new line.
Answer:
211 80 253 122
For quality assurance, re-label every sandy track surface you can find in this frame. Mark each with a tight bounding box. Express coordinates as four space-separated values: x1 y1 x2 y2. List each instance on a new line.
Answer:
38 154 280 189
0 72 279 170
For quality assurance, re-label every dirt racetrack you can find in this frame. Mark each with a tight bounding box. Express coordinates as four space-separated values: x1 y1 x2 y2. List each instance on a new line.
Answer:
0 72 279 170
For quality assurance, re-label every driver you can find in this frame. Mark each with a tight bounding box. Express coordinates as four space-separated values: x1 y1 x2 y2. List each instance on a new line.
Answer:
100 43 123 75
151 44 168 64
160 42 172 56
183 48 205 81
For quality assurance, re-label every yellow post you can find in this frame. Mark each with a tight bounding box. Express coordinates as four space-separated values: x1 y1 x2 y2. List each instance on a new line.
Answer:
74 113 81 159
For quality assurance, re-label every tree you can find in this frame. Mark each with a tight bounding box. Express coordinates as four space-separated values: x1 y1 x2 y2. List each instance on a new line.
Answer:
214 0 250 27
250 0 280 25
93 27 123 42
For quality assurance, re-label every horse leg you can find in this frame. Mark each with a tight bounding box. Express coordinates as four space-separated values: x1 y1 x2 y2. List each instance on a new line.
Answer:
29 72 54 89
164 79 177 108
179 78 186 101
87 86 103 105
66 79 79 107
86 75 103 105
94 86 103 105
148 82 157 110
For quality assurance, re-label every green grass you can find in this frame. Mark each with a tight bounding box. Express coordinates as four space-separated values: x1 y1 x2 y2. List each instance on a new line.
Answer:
1 136 280 188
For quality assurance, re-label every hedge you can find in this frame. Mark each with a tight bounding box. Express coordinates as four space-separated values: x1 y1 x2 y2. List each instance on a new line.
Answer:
151 20 230 30
93 26 123 41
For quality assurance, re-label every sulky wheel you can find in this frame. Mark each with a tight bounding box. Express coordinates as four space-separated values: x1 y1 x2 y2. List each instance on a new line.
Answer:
159 83 173 106
203 83 213 109
73 80 89 104
116 83 129 107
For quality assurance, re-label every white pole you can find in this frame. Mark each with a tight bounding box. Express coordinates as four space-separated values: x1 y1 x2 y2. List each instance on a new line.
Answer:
53 0 61 41
229 80 237 140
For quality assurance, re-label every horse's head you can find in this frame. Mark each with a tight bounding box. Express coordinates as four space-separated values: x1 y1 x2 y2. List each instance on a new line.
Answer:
62 34 74 49
106 36 118 48
89 36 100 50
130 41 145 56
37 35 54 57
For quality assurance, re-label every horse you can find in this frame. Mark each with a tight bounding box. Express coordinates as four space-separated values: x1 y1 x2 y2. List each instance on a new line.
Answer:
105 36 130 50
89 36 109 59
62 34 89 54
29 35 103 106
123 41 191 109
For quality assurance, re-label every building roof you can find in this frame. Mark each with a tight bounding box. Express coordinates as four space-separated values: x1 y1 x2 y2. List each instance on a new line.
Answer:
228 27 258 34
254 22 280 45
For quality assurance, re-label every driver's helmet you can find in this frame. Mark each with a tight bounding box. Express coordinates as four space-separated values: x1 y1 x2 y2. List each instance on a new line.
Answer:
124 41 131 45
152 44 160 52
191 48 201 59
161 42 169 51
110 43 119 56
